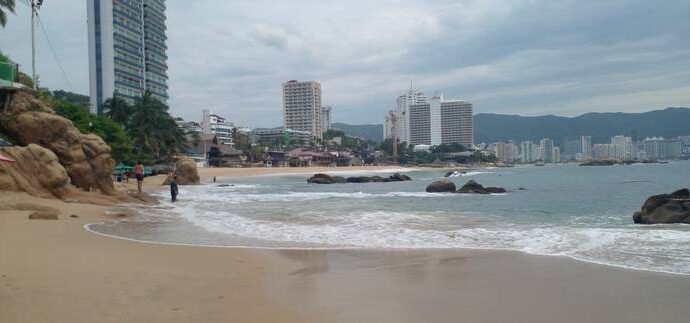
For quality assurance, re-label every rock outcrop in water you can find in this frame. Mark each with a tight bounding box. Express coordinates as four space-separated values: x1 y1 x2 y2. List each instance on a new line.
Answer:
162 157 200 185
307 173 412 184
0 90 116 194
457 180 507 194
633 188 690 224
426 179 507 194
426 179 456 192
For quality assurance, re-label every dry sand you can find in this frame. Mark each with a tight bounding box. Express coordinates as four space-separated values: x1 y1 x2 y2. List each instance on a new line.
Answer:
3 166 690 322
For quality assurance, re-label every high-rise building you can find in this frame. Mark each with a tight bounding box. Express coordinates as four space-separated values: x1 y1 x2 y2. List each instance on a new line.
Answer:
540 138 554 163
201 110 234 146
493 142 517 163
282 80 323 140
553 146 561 163
407 94 473 148
321 106 332 133
383 110 396 141
581 136 592 159
87 0 169 114
610 135 633 160
395 88 427 144
593 144 612 160
562 137 582 161
520 141 533 163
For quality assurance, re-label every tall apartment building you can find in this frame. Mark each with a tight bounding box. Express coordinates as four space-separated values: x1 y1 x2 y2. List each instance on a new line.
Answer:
540 138 554 163
201 110 234 146
407 94 474 148
87 0 169 114
520 141 533 163
395 88 427 144
321 106 332 132
610 135 634 160
493 142 517 163
383 110 396 140
581 136 592 159
282 80 323 140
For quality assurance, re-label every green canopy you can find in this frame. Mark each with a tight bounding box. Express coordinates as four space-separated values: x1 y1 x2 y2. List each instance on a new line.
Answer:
114 164 133 171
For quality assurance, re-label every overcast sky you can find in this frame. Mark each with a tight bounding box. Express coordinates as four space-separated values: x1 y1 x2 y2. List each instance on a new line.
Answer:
1 0 689 127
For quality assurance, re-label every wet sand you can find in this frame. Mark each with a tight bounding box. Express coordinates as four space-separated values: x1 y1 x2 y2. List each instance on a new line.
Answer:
3 188 690 322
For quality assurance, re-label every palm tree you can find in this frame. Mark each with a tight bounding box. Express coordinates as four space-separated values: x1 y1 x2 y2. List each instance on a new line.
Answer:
0 0 15 28
128 92 186 162
102 97 133 128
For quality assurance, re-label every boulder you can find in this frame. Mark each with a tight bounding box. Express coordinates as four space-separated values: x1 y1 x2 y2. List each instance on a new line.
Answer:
0 144 72 198
633 188 690 224
457 180 506 194
0 91 116 194
426 179 457 193
347 176 390 183
444 171 455 177
389 173 412 181
163 157 200 185
307 174 347 184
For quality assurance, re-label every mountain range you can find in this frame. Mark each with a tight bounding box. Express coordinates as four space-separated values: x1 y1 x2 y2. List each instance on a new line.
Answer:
332 107 690 144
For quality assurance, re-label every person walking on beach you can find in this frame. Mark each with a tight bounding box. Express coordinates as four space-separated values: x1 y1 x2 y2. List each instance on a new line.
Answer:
134 161 144 193
170 175 179 202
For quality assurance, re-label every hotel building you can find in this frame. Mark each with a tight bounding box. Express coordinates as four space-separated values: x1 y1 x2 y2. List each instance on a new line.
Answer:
282 80 323 140
87 0 169 114
407 94 474 148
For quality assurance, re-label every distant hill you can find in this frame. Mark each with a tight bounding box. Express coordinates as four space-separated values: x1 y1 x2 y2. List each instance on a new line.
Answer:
331 123 383 142
475 107 690 144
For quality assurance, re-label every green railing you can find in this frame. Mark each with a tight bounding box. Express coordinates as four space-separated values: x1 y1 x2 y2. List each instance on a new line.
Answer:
0 62 16 82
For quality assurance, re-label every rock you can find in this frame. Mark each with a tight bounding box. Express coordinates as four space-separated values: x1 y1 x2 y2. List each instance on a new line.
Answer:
163 158 200 185
457 180 506 194
0 90 116 194
633 188 690 224
28 211 59 220
579 160 617 166
389 173 412 181
0 144 72 198
347 176 390 183
217 184 231 187
444 171 455 177
70 214 79 218
307 174 347 184
426 179 457 193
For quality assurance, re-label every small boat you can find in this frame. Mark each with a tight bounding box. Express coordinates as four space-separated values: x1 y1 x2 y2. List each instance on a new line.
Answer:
535 162 545 167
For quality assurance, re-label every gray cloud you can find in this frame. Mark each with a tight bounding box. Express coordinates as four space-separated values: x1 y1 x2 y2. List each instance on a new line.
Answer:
1 0 688 127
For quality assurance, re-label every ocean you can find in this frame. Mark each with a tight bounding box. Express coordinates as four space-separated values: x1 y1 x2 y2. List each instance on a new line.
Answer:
89 162 690 275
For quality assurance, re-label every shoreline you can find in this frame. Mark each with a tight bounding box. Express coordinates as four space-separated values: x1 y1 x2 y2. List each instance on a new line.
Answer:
3 165 690 322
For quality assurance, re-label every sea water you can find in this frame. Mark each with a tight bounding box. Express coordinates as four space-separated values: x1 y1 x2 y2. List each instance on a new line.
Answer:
89 162 690 275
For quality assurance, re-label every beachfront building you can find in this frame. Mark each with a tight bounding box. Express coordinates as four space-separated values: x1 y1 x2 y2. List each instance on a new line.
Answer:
87 0 169 114
540 138 554 163
642 137 683 160
395 87 428 144
383 110 396 141
553 147 561 163
593 144 613 160
201 110 234 146
282 80 323 140
520 141 533 163
407 94 474 148
610 135 634 160
321 106 332 133
581 136 592 160
249 127 312 148
492 142 518 163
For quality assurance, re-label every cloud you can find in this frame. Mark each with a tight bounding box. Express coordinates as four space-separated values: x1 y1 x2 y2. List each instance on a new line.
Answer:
1 0 688 127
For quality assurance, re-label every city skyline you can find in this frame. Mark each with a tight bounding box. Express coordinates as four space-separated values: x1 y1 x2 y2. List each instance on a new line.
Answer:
1 1 689 127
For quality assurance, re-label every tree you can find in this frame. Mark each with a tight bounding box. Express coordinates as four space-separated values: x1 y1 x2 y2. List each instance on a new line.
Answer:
232 127 249 151
0 0 15 27
102 97 133 128
127 92 186 163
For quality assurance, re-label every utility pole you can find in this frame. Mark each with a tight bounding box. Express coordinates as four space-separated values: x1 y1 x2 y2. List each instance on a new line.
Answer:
30 0 37 89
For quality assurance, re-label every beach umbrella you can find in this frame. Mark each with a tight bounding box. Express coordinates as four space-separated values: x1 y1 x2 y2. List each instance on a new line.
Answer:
114 164 132 171
0 154 15 163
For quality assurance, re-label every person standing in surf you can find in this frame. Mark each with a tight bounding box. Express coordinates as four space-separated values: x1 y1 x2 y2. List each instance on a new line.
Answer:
134 161 144 193
170 176 179 202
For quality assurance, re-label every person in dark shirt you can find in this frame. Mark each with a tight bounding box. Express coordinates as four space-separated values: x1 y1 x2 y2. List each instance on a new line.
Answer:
170 175 179 202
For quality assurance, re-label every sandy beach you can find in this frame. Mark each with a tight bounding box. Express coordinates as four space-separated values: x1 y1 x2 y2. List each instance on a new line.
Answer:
3 166 690 322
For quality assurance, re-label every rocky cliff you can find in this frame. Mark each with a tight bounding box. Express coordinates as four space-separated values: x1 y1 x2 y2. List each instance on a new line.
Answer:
0 90 116 196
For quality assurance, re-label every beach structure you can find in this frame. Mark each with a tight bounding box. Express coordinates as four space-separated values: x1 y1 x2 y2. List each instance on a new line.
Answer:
87 0 169 113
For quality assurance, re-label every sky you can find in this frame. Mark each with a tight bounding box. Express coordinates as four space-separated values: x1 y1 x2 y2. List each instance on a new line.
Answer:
1 0 689 127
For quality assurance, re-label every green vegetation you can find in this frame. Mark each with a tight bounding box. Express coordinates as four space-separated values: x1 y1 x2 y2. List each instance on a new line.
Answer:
52 99 134 162
50 91 186 165
0 0 15 27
